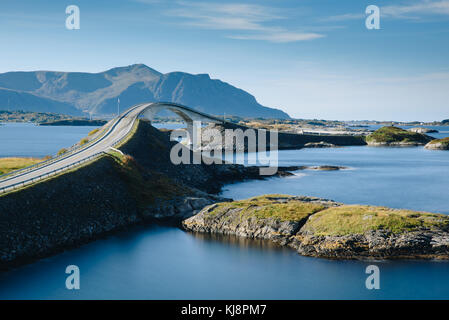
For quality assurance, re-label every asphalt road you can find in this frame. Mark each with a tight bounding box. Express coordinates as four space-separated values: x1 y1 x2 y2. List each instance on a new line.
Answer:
0 103 151 192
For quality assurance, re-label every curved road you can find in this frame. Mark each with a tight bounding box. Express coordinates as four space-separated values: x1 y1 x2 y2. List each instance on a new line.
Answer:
0 103 152 192
0 101 227 193
0 102 226 193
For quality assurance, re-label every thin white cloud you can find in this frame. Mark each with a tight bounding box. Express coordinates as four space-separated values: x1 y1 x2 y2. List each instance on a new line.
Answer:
383 0 449 19
133 0 163 4
326 0 449 22
321 13 363 22
228 32 324 43
164 2 324 43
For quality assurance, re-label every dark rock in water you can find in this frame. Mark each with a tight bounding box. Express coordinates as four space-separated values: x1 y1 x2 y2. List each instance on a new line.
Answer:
277 165 346 171
408 127 438 134
144 193 230 220
307 165 346 171
304 142 337 148
183 195 449 260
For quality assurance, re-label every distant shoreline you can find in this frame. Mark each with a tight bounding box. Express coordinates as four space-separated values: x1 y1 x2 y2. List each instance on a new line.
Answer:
39 119 107 126
0 110 106 125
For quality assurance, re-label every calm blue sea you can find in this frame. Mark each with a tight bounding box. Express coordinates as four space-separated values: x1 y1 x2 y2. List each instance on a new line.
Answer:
0 123 448 299
0 123 99 157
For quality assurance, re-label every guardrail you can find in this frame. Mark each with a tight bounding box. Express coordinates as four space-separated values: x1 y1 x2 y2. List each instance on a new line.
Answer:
0 124 109 182
0 104 141 183
0 105 145 195
0 151 105 195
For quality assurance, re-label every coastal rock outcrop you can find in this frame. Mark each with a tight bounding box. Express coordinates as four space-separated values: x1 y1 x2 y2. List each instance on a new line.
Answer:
366 126 433 146
183 195 449 260
408 127 438 134
307 165 346 171
183 195 339 244
304 142 337 148
144 194 230 220
425 138 449 150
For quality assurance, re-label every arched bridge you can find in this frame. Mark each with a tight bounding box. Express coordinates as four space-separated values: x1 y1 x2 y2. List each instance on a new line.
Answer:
139 102 224 143
0 102 225 193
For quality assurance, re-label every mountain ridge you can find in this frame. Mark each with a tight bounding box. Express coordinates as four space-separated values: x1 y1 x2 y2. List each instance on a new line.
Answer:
0 64 290 119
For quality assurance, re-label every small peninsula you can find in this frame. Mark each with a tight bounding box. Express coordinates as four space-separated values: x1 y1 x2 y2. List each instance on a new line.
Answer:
366 126 434 146
183 195 449 260
425 137 449 150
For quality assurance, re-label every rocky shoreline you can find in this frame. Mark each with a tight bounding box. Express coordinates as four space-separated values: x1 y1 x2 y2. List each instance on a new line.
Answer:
183 195 449 260
425 137 449 150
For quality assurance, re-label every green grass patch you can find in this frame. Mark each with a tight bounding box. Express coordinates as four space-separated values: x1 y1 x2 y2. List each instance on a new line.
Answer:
209 195 326 222
366 126 431 144
57 148 68 156
79 137 89 145
88 128 100 136
302 205 449 236
0 157 46 175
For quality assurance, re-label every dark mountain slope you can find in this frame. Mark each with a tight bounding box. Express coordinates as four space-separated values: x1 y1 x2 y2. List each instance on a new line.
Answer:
0 64 290 119
0 88 82 116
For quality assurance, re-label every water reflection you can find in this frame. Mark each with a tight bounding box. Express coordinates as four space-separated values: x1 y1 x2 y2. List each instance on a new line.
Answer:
188 231 285 251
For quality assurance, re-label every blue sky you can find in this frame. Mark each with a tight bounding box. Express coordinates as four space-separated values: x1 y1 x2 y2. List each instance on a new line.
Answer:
1 0 448 121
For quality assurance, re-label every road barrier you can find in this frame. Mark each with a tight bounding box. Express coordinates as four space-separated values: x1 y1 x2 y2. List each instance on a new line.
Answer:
0 105 143 195
0 125 109 182
0 152 105 194
0 104 140 183
0 102 206 195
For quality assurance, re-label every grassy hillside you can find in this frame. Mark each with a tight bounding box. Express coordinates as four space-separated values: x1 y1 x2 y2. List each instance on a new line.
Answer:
208 195 326 222
366 126 432 144
202 195 449 236
302 205 449 236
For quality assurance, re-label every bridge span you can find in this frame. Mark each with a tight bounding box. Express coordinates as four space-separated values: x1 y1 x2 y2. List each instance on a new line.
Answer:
0 102 225 193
